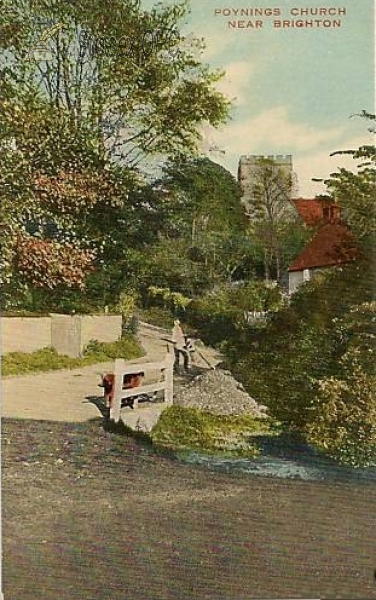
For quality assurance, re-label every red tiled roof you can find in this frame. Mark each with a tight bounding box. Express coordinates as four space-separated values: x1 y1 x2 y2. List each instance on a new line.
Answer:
293 197 341 226
289 222 359 272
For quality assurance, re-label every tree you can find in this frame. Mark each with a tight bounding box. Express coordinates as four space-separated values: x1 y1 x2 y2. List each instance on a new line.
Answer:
324 138 376 257
15 235 95 290
0 96 133 308
229 259 376 433
0 1 231 308
1 0 229 168
148 157 250 286
244 157 298 281
160 157 245 239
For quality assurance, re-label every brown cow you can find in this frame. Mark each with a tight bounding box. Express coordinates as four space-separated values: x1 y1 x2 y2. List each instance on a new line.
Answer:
100 372 144 409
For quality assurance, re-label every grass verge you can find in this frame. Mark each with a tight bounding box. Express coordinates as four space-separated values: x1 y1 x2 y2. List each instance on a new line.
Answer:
2 336 143 376
151 405 276 458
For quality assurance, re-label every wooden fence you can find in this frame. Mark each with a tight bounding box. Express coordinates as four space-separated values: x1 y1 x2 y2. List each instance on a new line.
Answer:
110 354 174 423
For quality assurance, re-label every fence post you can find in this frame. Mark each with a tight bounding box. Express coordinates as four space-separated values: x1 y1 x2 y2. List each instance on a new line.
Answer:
164 354 174 405
110 358 124 423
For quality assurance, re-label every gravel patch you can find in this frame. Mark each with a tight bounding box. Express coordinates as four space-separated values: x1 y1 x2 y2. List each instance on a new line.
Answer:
174 368 268 418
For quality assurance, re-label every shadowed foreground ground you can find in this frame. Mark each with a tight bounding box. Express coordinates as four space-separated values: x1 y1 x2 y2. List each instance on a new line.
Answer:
3 418 376 600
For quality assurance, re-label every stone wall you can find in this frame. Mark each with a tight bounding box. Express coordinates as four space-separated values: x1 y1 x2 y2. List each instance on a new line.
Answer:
1 314 122 357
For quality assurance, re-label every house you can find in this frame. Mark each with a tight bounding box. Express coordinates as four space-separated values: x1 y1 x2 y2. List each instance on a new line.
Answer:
292 196 341 226
288 198 359 294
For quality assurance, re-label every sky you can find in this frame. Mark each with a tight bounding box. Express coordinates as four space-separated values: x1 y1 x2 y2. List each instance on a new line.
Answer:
148 0 375 197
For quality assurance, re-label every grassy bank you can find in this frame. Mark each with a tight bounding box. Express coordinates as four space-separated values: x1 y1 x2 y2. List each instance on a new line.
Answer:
2 336 143 376
151 405 276 458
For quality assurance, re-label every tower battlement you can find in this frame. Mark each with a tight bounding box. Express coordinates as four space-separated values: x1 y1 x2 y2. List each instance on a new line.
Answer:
239 154 293 165
237 153 297 202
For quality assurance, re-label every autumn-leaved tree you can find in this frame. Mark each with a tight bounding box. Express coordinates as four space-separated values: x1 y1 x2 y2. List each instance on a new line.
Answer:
0 95 114 306
0 0 230 308
15 236 96 290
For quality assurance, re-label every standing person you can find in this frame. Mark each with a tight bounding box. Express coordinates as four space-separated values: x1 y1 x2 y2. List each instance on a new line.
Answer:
171 319 191 372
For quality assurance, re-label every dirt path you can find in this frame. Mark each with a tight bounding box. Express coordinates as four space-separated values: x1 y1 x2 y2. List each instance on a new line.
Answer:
1 322 220 423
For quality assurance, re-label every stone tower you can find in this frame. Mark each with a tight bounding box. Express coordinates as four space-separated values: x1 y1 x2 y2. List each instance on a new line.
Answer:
238 154 297 211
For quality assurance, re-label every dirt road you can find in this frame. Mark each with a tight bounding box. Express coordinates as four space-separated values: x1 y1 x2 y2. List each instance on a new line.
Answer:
3 418 376 600
1 322 220 425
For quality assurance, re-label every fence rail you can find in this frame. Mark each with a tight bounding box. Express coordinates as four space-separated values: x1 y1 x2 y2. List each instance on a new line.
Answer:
110 354 174 423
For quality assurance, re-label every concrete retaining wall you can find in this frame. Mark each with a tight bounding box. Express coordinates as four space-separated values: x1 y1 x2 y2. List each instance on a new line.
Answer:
1 314 122 357
1 317 51 354
81 315 122 351
50 314 82 358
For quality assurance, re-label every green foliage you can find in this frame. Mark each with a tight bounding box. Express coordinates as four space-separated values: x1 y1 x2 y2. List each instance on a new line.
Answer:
306 301 376 466
2 347 80 376
147 286 191 314
137 306 176 330
234 321 339 429
244 157 301 281
230 281 283 312
82 337 143 361
187 295 239 346
186 281 283 346
308 370 376 467
324 122 376 257
1 0 229 165
225 260 376 465
117 291 139 317
2 336 143 376
1 0 230 310
2 284 114 315
151 405 272 456
139 237 214 297
144 158 252 289
160 157 246 238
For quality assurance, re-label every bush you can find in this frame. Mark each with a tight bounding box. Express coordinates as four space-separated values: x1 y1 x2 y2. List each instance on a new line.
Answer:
187 296 239 346
147 286 191 314
232 320 342 430
306 302 376 466
2 347 80 376
82 337 143 361
116 289 139 328
123 314 139 335
186 281 283 347
308 368 376 467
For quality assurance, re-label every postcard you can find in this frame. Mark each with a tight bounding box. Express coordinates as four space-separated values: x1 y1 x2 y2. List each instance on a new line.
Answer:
1 0 375 598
